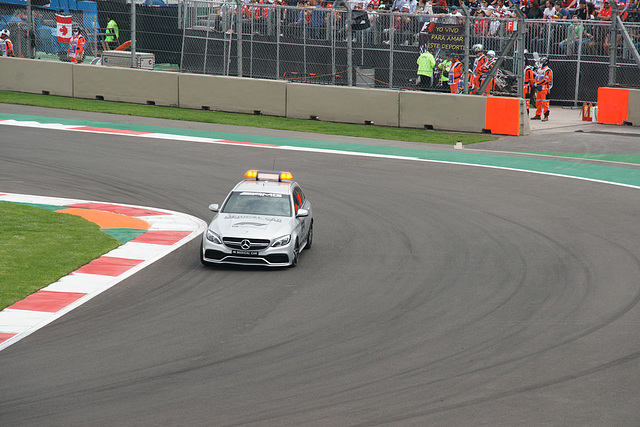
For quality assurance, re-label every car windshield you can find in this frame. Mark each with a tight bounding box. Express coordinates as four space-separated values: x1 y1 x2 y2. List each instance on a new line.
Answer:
221 191 292 217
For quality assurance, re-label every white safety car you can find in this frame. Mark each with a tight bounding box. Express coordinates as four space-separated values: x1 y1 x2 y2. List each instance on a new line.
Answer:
200 170 313 268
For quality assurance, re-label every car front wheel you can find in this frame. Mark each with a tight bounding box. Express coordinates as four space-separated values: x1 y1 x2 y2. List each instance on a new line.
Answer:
290 240 300 268
304 222 313 250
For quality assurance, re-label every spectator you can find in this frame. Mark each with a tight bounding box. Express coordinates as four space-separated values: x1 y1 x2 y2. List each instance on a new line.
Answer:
307 0 325 39
399 4 416 44
448 5 464 23
543 0 556 18
104 15 119 50
392 0 408 9
359 3 377 42
414 0 432 29
432 0 448 13
598 0 613 19
525 0 544 17
574 0 589 19
416 46 436 89
551 0 571 18
559 15 592 53
494 0 514 15
0 29 14 57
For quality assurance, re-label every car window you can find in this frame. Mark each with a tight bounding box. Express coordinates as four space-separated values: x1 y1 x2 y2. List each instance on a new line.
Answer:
221 191 292 217
293 187 305 212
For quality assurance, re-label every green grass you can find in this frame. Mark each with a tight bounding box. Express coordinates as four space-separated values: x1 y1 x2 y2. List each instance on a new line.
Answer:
0 90 496 145
0 203 121 310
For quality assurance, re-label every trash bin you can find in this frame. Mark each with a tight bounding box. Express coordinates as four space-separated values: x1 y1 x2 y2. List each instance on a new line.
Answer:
355 67 375 88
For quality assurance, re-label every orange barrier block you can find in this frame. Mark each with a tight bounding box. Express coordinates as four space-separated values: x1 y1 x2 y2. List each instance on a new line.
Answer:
484 97 521 136
597 87 629 125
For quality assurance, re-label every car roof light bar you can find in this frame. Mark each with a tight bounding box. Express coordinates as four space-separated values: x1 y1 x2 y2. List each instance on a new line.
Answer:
245 170 293 182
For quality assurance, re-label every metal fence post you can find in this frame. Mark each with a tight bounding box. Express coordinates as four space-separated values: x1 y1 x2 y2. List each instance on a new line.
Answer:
608 2 618 86
347 7 353 86
388 16 394 89
515 8 525 99
574 25 584 106
203 5 212 74
331 10 336 85
235 0 243 77
180 0 188 72
26 0 34 58
131 0 136 68
462 4 470 94
276 9 281 80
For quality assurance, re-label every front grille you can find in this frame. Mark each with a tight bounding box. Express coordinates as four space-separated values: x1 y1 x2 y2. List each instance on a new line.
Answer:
225 257 268 265
222 237 270 250
205 250 226 260
265 254 289 264
204 250 289 266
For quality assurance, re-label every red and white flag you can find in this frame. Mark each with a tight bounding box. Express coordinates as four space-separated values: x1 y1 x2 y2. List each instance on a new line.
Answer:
56 14 72 44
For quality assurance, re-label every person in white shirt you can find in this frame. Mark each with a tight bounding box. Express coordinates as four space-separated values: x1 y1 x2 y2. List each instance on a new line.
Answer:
543 0 556 18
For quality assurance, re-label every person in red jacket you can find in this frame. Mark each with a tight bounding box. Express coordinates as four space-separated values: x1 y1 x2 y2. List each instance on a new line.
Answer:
471 44 487 94
68 25 85 63
448 52 463 94
0 29 15 57
532 57 553 121
477 49 496 95
523 62 536 114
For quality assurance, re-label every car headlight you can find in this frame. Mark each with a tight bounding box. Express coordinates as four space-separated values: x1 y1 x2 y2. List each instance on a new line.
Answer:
271 234 291 248
206 229 222 244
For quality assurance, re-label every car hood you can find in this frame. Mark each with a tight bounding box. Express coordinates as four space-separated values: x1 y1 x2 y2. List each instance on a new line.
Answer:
211 213 293 239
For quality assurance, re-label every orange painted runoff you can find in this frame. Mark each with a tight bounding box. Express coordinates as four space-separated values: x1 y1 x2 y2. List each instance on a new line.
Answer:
58 208 150 230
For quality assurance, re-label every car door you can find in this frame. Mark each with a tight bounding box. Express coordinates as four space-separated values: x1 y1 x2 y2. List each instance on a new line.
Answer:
292 186 310 244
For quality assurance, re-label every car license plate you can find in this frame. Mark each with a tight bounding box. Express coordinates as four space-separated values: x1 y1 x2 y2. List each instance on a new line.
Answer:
232 250 259 255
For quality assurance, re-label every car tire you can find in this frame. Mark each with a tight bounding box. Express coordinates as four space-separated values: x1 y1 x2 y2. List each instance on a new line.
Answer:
290 240 300 268
304 221 313 250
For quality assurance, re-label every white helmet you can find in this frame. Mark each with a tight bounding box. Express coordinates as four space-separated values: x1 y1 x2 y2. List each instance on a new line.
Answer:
0 29 9 38
487 50 496 59
472 43 483 54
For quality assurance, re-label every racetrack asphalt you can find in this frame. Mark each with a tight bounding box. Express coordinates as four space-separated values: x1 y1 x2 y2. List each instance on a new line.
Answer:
1 102 640 426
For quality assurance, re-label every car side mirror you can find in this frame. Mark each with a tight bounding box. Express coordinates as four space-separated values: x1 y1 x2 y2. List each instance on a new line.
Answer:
296 208 309 218
209 203 219 212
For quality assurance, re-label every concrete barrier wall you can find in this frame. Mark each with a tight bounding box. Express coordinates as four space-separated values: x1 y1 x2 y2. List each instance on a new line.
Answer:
73 64 179 106
0 57 73 97
0 58 529 135
286 83 400 127
399 91 486 132
628 89 640 127
179 74 287 117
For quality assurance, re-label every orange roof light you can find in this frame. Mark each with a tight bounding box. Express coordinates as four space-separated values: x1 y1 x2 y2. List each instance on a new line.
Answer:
279 172 293 181
245 170 293 182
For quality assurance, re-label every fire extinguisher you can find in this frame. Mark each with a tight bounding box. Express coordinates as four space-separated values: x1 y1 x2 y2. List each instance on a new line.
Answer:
582 102 593 122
